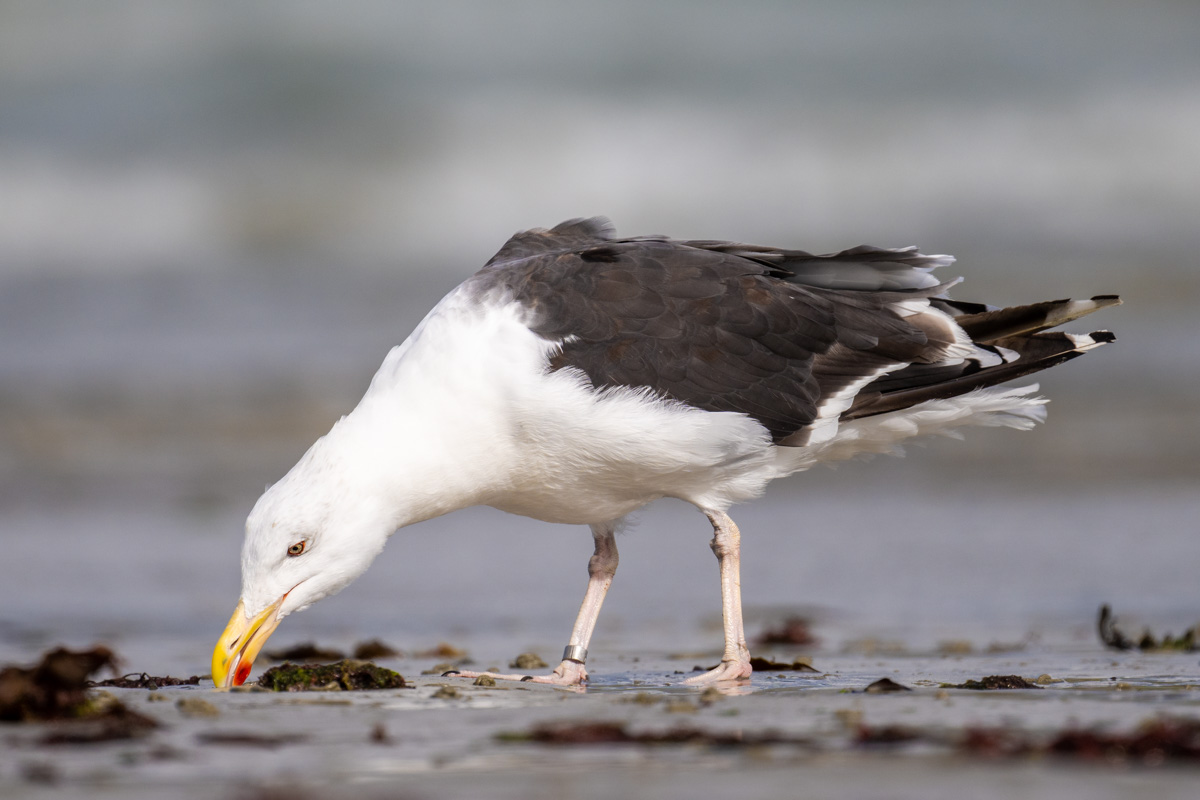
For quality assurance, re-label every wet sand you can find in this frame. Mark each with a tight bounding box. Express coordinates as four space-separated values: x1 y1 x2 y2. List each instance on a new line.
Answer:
3 646 1199 799
2 483 1199 799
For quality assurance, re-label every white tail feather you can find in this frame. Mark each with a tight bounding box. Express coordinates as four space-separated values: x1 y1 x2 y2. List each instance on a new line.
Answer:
773 384 1048 477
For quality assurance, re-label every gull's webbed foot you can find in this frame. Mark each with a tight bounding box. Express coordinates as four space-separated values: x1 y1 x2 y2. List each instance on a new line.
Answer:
445 659 588 686
682 657 753 686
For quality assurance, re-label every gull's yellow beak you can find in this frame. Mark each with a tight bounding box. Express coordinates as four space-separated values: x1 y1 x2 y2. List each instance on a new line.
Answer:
211 596 285 688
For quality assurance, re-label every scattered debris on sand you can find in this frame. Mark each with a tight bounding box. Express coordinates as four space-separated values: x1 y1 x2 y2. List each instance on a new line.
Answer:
949 675 1040 690
856 723 921 745
37 708 158 744
509 652 548 670
864 678 912 693
1 646 120 721
755 616 817 647
1041 717 1200 763
88 673 202 689
257 661 407 692
195 731 307 748
956 718 1200 765
857 715 1200 766
1098 605 1197 652
692 657 818 674
265 643 346 662
0 646 157 741
352 639 401 659
752 656 819 672
497 720 809 747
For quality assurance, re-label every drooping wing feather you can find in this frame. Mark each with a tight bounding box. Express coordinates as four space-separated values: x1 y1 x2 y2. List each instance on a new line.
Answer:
935 296 1122 342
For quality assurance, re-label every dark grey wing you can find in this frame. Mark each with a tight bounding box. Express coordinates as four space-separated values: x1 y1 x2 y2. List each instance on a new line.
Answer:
478 219 1118 444
681 240 953 291
482 217 620 268
482 226 948 443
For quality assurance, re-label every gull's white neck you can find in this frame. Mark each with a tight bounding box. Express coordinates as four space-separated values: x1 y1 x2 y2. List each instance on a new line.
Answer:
326 286 534 531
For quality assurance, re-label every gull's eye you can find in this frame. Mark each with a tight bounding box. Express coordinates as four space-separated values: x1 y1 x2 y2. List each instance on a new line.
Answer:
287 541 307 557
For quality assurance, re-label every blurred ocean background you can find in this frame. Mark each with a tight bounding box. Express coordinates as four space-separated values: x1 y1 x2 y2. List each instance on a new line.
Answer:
1 1 1197 675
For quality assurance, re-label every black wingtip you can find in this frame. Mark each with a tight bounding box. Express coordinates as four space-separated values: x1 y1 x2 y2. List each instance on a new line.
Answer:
1090 330 1117 344
441 670 461 677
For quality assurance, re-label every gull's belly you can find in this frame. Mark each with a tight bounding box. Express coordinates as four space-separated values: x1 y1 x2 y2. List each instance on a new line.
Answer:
487 482 662 525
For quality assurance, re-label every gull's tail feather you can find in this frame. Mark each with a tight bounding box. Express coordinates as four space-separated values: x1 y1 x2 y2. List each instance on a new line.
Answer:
844 296 1120 422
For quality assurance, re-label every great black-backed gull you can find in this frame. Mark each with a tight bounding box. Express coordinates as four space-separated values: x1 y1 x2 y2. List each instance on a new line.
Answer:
213 218 1118 687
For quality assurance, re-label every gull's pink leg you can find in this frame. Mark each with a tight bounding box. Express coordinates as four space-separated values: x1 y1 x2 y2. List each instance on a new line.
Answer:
449 521 619 686
683 510 753 685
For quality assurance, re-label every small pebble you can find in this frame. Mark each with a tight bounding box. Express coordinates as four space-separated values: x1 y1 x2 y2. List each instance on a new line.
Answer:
433 686 462 700
865 677 912 693
473 675 497 687
509 653 548 670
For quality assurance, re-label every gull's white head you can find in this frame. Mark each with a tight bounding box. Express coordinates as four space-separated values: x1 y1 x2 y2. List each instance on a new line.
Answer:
211 428 393 687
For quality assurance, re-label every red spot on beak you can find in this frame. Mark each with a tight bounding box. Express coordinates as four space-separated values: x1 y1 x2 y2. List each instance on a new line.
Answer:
234 661 252 686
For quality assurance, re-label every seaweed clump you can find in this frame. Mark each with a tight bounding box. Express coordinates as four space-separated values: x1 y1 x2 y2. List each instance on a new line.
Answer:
961 717 1200 764
952 675 1040 690
257 660 406 692
694 657 818 673
0 646 158 742
1098 605 1197 652
498 720 809 747
89 673 202 689
2 647 120 721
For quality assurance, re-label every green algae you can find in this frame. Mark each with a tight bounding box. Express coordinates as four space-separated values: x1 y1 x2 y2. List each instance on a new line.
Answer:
257 660 407 692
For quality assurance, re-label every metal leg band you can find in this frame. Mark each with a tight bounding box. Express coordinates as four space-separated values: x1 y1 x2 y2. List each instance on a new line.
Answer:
562 645 588 664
